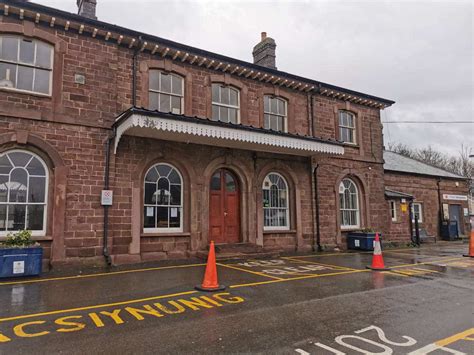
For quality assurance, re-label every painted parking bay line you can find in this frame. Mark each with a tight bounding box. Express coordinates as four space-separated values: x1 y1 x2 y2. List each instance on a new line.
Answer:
217 263 284 280
0 263 206 287
281 256 358 271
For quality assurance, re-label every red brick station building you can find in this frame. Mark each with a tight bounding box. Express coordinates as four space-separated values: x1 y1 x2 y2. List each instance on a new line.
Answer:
0 0 470 267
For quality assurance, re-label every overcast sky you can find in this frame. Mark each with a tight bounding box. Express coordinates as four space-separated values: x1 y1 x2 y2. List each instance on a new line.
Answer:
36 0 473 157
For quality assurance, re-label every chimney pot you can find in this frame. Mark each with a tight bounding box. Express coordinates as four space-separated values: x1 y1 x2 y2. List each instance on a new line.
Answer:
252 32 277 70
77 0 97 20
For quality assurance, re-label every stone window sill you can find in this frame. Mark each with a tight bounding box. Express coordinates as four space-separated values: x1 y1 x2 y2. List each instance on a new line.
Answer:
141 232 191 238
0 235 53 242
263 229 297 234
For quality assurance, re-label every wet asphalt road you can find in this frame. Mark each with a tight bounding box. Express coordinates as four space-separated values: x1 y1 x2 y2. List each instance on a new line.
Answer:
0 243 473 354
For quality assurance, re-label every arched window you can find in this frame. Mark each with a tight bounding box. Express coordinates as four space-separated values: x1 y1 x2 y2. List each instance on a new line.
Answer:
262 173 289 230
264 96 287 132
143 163 183 232
0 35 53 95
211 83 240 123
149 70 184 114
339 178 360 228
0 150 48 236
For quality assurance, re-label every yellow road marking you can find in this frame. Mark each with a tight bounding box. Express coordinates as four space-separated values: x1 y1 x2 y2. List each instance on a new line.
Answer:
281 256 357 271
0 263 206 287
435 328 474 347
230 269 370 288
390 257 460 269
464 337 474 341
412 267 441 273
0 290 198 323
216 263 284 280
289 248 410 259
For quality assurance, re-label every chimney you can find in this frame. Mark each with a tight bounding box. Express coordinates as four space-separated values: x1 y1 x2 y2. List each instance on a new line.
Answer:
252 32 277 70
77 0 97 20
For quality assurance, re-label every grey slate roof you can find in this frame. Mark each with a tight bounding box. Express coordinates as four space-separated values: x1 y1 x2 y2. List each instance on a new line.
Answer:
385 189 414 199
383 151 465 179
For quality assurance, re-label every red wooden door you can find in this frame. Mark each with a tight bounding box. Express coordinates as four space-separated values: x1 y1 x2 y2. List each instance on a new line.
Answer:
209 169 240 244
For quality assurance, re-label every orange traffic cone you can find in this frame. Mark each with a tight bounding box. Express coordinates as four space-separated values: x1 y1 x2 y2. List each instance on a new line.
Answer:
366 233 391 271
463 230 474 258
195 241 226 292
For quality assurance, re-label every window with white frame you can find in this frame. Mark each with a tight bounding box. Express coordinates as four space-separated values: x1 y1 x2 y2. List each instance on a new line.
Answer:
0 150 48 236
211 83 240 123
390 200 397 221
0 36 53 95
143 163 183 232
262 173 289 230
339 178 360 228
411 203 423 223
149 70 184 114
264 95 287 132
338 111 356 144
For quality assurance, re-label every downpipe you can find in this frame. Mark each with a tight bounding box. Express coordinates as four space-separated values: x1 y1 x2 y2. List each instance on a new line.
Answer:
102 130 115 265
313 164 322 252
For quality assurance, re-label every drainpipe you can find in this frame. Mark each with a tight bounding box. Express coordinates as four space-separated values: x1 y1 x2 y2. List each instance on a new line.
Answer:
437 178 443 238
132 36 143 107
408 200 414 244
102 129 116 265
313 164 322 252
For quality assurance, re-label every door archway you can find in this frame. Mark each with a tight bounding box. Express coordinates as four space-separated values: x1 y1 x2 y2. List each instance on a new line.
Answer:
209 169 240 244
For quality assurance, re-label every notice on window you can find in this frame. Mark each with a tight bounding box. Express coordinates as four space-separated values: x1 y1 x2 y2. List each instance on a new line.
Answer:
354 240 360 247
146 207 154 217
13 261 25 275
170 208 178 218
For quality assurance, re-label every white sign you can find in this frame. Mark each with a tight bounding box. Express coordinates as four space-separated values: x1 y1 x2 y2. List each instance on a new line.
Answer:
101 190 113 206
442 194 468 201
464 208 469 217
170 208 178 218
354 239 360 247
146 207 154 217
13 261 25 274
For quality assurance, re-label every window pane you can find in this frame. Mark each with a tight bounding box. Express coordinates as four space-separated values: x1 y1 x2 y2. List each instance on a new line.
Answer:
156 207 169 228
270 115 278 130
157 165 171 177
149 71 160 91
229 88 238 106
26 157 45 176
143 206 155 228
168 169 180 184
219 107 229 122
212 105 219 121
144 183 155 204
0 205 5 230
220 87 229 105
210 172 221 190
1 37 18 61
159 93 170 112
9 168 28 203
171 75 182 95
8 204 26 231
0 62 17 88
0 175 7 202
212 84 219 102
170 185 181 205
228 108 237 124
19 40 35 64
264 114 270 129
145 167 158 182
170 96 181 114
17 66 34 91
270 98 277 113
157 178 170 205
0 154 12 174
26 205 44 230
9 152 31 167
36 42 52 68
169 207 181 228
277 116 284 132
149 93 159 110
225 173 236 192
264 96 269 112
278 99 285 116
160 73 171 93
33 69 50 94
28 176 45 203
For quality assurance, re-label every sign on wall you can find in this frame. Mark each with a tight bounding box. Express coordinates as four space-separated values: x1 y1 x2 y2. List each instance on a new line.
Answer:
101 190 113 206
443 203 450 220
442 194 468 201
